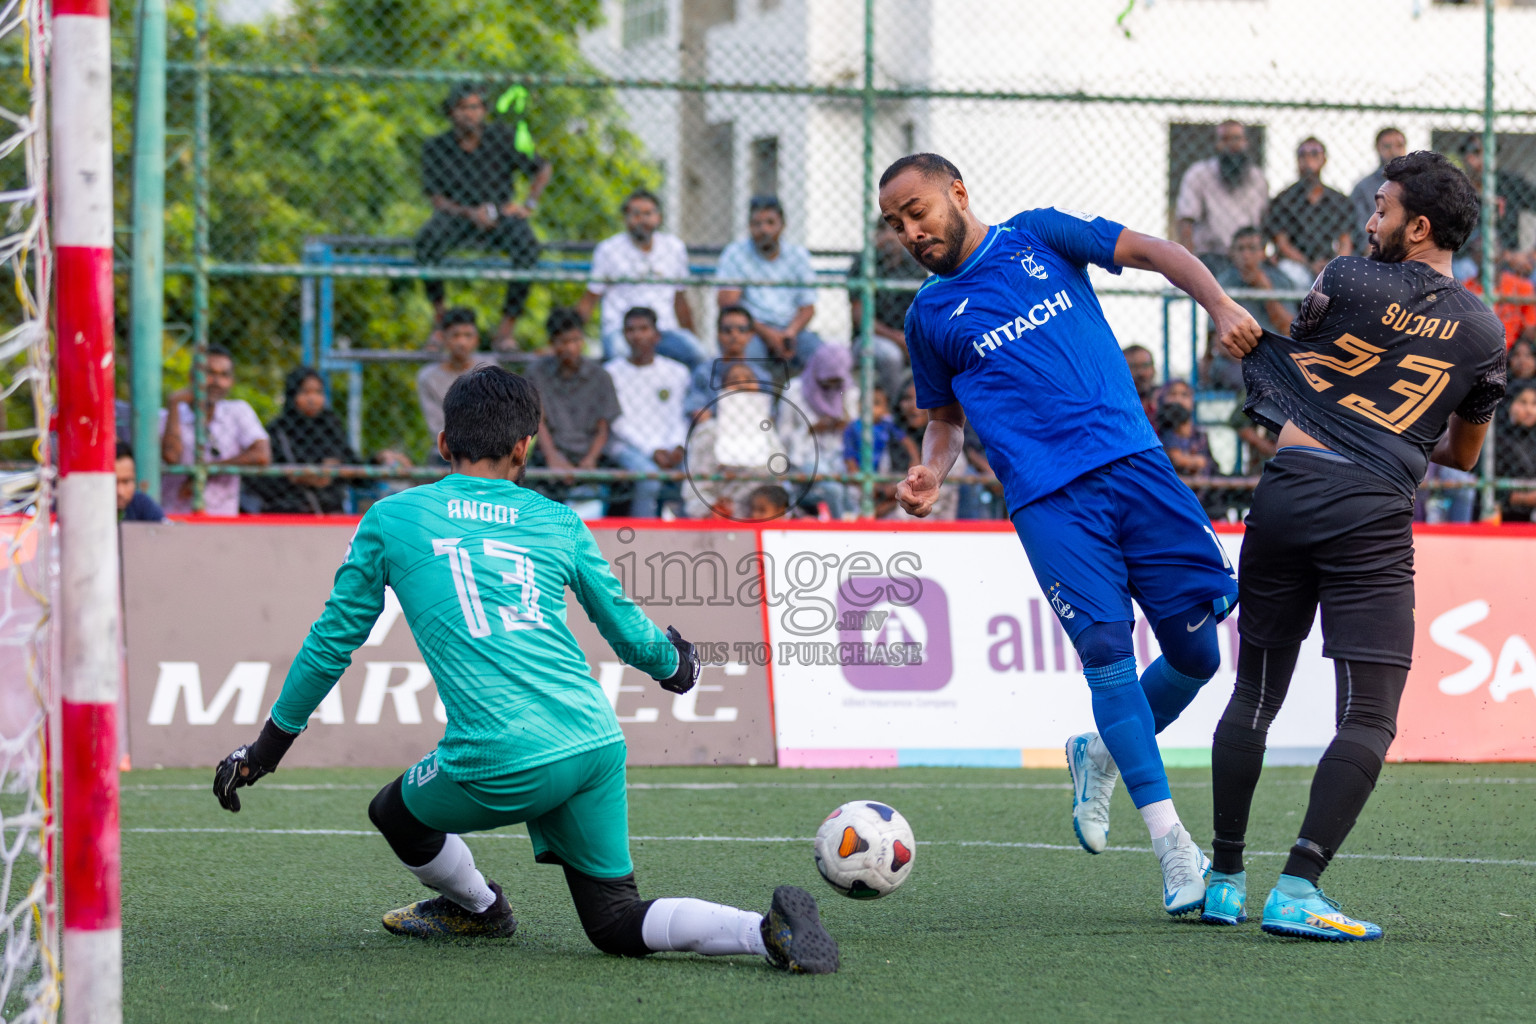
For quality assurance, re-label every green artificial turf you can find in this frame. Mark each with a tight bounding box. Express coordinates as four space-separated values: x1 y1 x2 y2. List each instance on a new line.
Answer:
110 764 1536 1023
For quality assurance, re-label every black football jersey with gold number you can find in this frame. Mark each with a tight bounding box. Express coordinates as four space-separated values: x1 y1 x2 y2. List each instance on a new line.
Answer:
1243 255 1507 497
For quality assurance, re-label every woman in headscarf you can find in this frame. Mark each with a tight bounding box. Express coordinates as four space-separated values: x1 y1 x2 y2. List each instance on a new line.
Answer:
256 367 358 514
779 344 859 517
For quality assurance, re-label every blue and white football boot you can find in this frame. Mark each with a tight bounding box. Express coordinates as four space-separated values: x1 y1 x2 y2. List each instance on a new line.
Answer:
1152 824 1209 916
1066 732 1119 854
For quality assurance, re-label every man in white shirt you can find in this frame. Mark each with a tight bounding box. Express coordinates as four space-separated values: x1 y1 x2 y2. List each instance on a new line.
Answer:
577 190 703 370
159 344 272 515
605 307 692 517
1175 120 1270 271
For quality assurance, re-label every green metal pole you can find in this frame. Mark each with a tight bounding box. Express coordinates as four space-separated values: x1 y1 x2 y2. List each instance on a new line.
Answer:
130 0 166 500
1480 0 1497 520
192 0 210 511
857 0 877 519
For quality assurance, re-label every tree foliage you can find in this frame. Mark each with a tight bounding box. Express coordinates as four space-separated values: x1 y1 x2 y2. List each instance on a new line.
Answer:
116 0 656 460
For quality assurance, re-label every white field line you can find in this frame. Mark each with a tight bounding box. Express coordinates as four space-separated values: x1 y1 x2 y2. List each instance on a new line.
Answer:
120 776 1536 794
121 827 1536 869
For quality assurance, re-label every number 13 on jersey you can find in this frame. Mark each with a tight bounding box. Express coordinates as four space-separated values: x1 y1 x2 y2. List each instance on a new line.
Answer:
433 537 546 637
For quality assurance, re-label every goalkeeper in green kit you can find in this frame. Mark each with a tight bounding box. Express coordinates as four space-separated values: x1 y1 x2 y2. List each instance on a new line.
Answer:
212 365 838 974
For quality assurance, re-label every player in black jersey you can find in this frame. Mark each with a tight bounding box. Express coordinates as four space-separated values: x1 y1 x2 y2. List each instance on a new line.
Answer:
1200 151 1507 940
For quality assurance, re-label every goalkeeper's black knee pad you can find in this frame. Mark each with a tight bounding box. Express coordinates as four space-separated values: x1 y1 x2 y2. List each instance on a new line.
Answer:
563 866 654 957
367 776 446 868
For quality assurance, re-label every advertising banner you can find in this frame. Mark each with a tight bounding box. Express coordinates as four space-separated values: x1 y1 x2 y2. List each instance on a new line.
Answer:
761 527 1340 768
121 522 773 768
1392 532 1536 761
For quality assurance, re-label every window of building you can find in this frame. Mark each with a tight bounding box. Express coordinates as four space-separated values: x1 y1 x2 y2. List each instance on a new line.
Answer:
622 0 668 47
751 136 779 198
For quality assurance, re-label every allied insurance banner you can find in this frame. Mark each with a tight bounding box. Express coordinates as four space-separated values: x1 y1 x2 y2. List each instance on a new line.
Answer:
120 522 774 768
120 520 1536 768
760 526 1536 767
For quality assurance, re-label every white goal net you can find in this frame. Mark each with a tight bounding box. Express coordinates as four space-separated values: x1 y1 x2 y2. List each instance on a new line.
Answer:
0 0 56 1019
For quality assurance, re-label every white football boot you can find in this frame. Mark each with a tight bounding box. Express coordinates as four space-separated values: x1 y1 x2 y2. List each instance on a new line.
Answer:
1066 732 1119 854
1153 823 1210 916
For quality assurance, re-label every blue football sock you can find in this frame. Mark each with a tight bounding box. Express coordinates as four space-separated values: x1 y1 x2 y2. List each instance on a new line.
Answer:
1085 657 1171 808
1139 657 1208 734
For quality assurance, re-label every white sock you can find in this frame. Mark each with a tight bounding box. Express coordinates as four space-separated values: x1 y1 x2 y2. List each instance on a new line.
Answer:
406 834 496 913
640 897 768 957
1139 799 1181 840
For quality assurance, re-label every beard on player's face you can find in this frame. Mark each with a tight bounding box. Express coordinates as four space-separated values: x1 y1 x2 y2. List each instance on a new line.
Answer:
911 197 968 276
1368 220 1410 263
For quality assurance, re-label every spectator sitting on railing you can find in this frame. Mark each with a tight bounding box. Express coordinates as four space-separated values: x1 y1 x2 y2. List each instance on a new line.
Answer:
417 307 491 464
716 195 824 376
525 307 621 512
115 441 164 523
1175 119 1268 272
1349 127 1407 256
416 81 551 350
682 363 786 520
684 305 772 421
574 189 702 370
251 367 358 515
1462 248 1536 347
605 307 691 518
780 344 857 517
1207 226 1301 390
849 218 926 401
1265 136 1354 283
1497 383 1536 523
1122 343 1158 422
159 344 271 516
1155 380 1215 479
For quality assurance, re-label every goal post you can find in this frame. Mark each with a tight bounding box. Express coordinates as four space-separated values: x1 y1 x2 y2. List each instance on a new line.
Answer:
52 0 124 1021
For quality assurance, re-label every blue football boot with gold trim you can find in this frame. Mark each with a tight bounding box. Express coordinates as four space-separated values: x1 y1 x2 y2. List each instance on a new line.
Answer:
1260 875 1382 941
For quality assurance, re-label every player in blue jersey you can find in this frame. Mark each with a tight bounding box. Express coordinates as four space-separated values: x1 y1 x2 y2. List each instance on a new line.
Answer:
880 154 1262 915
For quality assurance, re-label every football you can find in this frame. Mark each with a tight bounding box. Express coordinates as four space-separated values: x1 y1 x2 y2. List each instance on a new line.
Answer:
813 800 916 899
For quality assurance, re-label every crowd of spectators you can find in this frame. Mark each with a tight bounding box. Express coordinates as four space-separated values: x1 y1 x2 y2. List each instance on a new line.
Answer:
116 101 1536 525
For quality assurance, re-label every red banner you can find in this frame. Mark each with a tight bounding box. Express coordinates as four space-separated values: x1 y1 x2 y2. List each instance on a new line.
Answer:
1394 529 1536 762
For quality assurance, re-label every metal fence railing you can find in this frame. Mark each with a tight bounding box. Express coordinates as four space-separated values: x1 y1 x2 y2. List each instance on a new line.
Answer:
86 0 1536 523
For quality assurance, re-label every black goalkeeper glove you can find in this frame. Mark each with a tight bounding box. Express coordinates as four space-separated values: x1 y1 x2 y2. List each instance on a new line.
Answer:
659 625 702 695
212 718 299 813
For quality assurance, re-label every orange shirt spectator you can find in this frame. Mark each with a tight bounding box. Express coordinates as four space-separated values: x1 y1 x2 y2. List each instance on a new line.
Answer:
1463 270 1536 347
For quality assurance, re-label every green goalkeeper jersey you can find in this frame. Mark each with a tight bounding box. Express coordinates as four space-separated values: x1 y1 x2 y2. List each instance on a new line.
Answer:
269 474 678 778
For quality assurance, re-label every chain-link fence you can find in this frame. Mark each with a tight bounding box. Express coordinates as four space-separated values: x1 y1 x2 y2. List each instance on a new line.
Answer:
107 0 1536 522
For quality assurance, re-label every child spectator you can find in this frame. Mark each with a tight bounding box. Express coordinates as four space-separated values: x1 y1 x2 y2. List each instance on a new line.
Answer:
1497 383 1536 523
255 367 358 515
115 441 164 522
745 484 791 522
841 386 901 476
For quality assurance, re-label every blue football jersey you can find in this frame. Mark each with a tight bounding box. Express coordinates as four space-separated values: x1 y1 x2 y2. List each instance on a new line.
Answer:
904 207 1160 513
